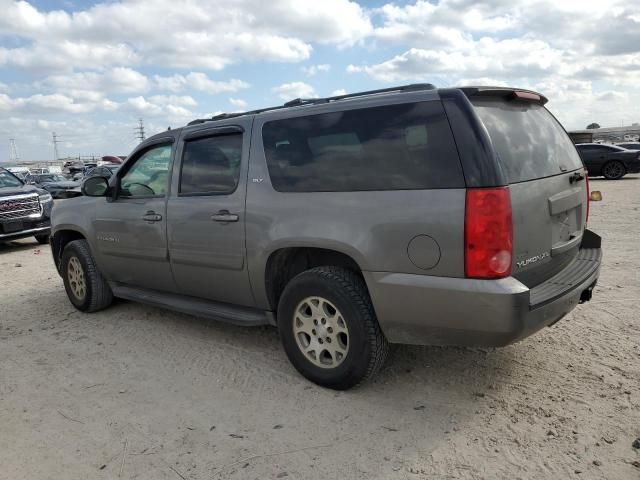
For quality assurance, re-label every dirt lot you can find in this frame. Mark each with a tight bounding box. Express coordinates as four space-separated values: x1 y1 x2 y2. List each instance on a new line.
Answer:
1 177 639 480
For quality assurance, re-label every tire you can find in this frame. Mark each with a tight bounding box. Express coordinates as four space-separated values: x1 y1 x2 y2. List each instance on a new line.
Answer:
34 234 50 244
602 161 626 180
61 239 113 312
277 266 389 390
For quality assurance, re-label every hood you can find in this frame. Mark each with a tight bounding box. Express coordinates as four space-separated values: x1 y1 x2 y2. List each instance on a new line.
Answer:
0 183 45 198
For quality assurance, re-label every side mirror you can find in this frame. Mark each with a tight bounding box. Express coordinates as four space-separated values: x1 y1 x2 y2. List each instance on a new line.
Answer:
82 176 109 197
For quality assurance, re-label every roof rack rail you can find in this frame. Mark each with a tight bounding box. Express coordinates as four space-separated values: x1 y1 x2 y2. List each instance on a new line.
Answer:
186 83 436 126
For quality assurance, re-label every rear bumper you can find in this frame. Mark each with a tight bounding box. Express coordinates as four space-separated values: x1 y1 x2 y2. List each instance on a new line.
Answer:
365 231 602 347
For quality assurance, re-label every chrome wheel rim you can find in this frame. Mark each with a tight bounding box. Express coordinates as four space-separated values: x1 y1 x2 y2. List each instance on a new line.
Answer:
604 162 623 178
293 296 349 369
67 256 86 301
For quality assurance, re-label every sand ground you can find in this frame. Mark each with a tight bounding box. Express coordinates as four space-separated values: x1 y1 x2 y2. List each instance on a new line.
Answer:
1 176 639 480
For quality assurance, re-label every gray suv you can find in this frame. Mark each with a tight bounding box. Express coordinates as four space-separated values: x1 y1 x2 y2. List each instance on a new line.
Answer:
51 85 602 389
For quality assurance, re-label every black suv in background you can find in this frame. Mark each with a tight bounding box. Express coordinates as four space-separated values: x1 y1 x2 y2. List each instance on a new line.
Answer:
576 143 640 179
0 167 53 244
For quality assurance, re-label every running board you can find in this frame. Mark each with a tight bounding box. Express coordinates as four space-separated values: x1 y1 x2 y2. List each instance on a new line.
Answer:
110 283 273 327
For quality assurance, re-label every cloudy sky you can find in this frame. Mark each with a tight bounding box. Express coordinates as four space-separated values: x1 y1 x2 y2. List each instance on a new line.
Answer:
1 0 639 161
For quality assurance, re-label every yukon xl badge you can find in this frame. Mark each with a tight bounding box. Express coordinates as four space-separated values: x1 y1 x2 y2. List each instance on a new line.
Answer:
516 251 550 269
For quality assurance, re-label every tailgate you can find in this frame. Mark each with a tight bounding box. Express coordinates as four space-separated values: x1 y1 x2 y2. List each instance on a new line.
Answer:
471 96 587 287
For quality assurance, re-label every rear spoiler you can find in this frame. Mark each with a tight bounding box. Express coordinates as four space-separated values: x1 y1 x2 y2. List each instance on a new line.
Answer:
460 86 548 105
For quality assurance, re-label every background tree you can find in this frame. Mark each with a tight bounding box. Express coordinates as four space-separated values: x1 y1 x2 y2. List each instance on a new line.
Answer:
586 123 601 129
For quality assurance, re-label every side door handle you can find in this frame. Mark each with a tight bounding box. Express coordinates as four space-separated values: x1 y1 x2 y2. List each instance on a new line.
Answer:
211 210 239 223
142 211 163 222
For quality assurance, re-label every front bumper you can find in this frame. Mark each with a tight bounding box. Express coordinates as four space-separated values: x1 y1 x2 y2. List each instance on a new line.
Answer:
365 230 602 347
0 223 50 241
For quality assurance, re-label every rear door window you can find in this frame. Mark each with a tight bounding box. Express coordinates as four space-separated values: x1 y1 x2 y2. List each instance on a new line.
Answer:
471 99 584 183
179 134 242 195
262 101 463 192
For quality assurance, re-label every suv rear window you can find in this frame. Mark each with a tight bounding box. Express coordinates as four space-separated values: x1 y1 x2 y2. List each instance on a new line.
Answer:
262 101 464 192
471 99 583 183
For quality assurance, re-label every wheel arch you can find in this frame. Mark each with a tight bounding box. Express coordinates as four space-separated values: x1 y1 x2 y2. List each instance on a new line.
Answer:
51 229 87 275
264 246 365 311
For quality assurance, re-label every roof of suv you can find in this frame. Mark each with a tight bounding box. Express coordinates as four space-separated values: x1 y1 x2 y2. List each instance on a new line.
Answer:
141 84 548 145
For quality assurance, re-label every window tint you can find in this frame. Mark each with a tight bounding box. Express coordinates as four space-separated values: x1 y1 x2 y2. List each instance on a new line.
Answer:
179 134 242 195
262 101 463 192
120 144 172 197
471 99 584 183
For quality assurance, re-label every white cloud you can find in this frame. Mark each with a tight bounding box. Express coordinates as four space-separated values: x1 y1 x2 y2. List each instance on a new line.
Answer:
331 88 348 96
0 0 371 72
272 82 318 101
229 98 248 109
0 92 117 114
154 73 249 94
302 64 331 76
43 68 149 94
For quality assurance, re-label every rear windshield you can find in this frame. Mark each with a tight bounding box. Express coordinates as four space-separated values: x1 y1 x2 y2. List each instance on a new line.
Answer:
472 99 583 183
262 101 464 192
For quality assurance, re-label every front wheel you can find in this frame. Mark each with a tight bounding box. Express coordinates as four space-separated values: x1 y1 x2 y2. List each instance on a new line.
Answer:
61 239 113 312
277 266 389 390
602 161 625 180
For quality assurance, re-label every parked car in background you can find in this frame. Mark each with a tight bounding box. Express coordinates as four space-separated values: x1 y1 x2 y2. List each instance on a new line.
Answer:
616 142 640 151
51 85 601 389
86 165 120 179
0 167 53 244
25 173 81 199
576 143 640 179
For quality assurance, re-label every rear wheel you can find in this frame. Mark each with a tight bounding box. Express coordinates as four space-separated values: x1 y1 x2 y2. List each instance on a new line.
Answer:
34 234 50 244
602 161 625 180
61 239 113 312
277 266 389 390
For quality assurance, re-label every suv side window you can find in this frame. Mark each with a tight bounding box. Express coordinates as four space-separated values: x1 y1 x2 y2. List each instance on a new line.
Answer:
179 133 242 195
262 101 463 192
120 144 172 197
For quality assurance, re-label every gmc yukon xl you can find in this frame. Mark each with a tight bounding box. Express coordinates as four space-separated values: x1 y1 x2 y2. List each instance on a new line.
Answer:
51 85 602 389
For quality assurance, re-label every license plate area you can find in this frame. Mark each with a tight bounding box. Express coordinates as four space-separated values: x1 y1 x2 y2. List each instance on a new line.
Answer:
2 221 24 233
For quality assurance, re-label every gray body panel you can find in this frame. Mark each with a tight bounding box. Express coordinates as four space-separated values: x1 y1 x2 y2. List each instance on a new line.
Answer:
166 119 255 307
50 86 602 349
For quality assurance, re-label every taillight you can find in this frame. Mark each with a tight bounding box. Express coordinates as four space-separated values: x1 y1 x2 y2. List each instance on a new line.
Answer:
585 169 590 224
465 187 513 279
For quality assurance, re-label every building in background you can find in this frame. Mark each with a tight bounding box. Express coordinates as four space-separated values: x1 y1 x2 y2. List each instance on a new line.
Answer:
569 124 640 144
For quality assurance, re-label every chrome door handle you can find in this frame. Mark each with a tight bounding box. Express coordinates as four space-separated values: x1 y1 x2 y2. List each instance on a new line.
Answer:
142 211 163 222
211 210 239 223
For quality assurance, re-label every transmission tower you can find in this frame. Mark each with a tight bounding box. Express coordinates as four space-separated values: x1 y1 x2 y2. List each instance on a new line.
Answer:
9 138 19 163
134 119 146 141
52 132 61 161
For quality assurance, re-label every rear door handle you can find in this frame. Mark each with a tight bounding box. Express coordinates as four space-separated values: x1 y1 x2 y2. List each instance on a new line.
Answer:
211 210 239 223
142 211 163 222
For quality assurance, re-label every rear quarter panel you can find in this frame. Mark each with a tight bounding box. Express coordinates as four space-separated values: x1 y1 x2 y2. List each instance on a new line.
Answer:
246 111 466 310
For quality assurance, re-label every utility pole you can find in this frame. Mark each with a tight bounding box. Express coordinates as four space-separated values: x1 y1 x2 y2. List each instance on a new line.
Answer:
134 119 145 142
9 138 19 163
52 132 60 161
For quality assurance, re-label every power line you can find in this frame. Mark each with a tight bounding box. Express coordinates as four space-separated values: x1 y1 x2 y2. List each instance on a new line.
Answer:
134 118 145 142
52 132 61 161
9 138 19 163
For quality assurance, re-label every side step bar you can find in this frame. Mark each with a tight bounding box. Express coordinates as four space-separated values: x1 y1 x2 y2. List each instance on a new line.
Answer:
110 283 274 327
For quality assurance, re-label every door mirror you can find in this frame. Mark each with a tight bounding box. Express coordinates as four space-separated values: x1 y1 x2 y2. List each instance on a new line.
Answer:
82 176 109 197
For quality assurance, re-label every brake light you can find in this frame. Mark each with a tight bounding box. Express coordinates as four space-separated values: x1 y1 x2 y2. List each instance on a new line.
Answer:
465 187 513 279
585 169 590 224
512 91 541 102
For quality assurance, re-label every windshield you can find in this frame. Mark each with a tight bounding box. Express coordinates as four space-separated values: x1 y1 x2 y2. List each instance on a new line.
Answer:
472 99 584 183
0 169 23 188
